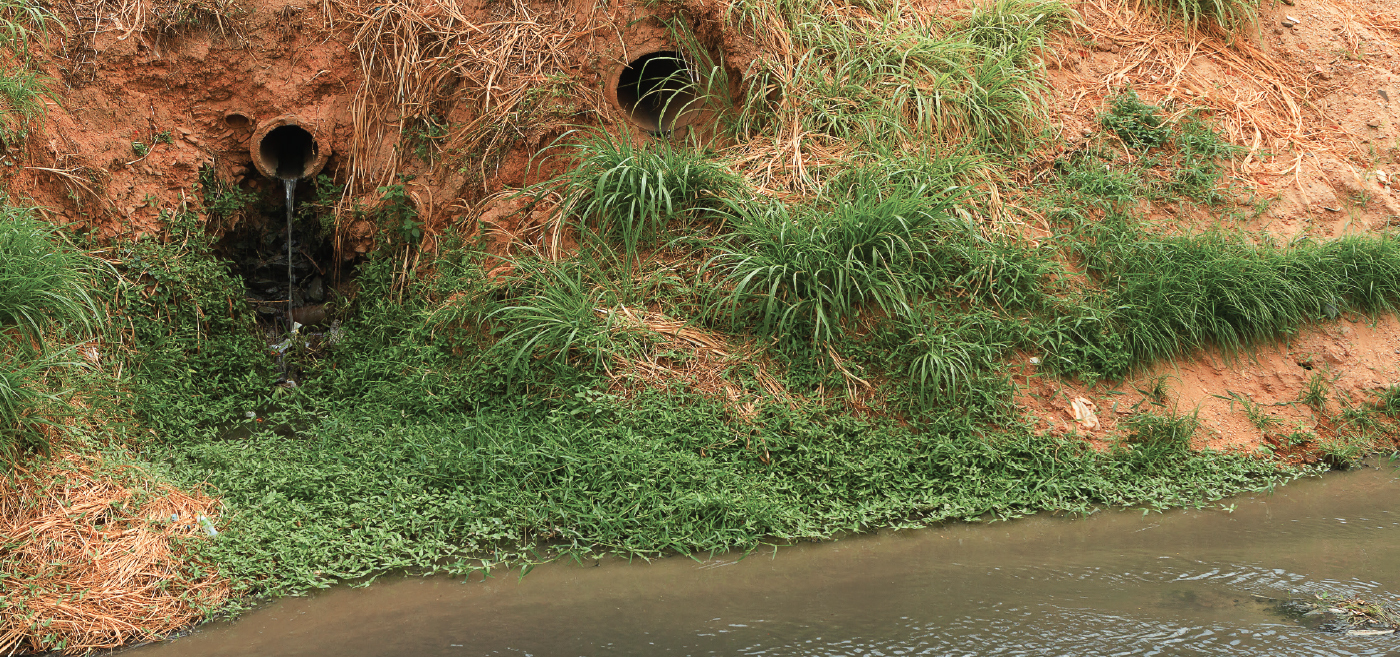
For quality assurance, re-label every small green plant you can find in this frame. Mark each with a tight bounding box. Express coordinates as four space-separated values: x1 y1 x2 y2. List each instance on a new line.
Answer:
131 141 150 157
1317 433 1370 466
1 204 99 467
197 164 257 224
1338 401 1380 435
1101 89 1172 149
375 177 421 245
402 114 449 163
1118 410 1199 470
1371 385 1400 417
0 68 53 147
1059 153 1142 209
1217 390 1280 430
153 130 174 145
1283 429 1314 446
1300 373 1329 413
299 174 345 238
1135 374 1171 406
547 132 739 269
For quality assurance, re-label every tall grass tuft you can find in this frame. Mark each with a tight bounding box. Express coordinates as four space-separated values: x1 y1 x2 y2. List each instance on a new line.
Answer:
955 0 1074 63
712 187 962 343
898 307 1014 410
486 261 639 376
0 205 97 345
549 132 740 269
1 205 98 466
1147 0 1257 33
0 68 53 147
722 5 1065 158
0 0 57 59
1040 230 1400 380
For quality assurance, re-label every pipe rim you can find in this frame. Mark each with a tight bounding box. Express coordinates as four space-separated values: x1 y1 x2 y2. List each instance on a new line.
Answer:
250 116 330 179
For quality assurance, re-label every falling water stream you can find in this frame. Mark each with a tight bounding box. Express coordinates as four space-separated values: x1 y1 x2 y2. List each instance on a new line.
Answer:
124 460 1400 656
283 177 297 329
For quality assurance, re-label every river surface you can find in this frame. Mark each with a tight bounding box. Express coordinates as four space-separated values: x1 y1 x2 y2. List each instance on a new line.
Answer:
129 460 1400 656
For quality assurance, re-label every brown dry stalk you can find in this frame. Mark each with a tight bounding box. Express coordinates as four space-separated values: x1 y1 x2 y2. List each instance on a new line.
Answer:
1057 0 1395 174
328 0 614 230
0 453 229 655
58 0 243 42
603 305 792 417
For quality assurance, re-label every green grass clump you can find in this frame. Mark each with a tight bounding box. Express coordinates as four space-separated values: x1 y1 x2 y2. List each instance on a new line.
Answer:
1101 89 1173 149
721 2 1066 158
955 0 1074 63
1063 90 1239 206
550 133 739 266
1148 0 1257 33
0 68 53 147
486 261 638 376
0 207 96 342
0 0 56 59
0 204 97 466
713 186 962 343
895 307 1015 411
1032 229 1400 381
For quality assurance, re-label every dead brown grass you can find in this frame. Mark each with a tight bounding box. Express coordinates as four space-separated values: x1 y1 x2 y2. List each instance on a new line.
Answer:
604 305 791 419
1049 0 1400 176
327 0 615 217
0 452 229 655
60 0 246 41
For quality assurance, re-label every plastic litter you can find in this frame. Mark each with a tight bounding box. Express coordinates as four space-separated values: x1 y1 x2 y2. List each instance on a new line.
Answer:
197 515 219 538
1069 397 1100 431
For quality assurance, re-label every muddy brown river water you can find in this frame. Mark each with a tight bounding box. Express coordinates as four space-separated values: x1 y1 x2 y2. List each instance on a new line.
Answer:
128 460 1400 656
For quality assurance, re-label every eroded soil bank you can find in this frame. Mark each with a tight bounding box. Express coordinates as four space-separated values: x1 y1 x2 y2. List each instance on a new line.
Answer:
4 0 1400 651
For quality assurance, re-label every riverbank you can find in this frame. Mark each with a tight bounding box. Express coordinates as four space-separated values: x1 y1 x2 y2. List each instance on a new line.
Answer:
119 459 1400 657
4 0 1400 650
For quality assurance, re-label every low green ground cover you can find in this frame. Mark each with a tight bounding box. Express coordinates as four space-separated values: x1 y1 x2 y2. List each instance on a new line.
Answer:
5 0 1397 616
95 135 1400 600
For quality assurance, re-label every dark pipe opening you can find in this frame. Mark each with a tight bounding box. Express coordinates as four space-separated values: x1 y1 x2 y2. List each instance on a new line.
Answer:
225 112 251 129
616 52 696 133
259 125 317 179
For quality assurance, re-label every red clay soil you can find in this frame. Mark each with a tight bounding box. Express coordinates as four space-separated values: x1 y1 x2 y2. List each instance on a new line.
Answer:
1044 0 1400 236
1015 313 1400 458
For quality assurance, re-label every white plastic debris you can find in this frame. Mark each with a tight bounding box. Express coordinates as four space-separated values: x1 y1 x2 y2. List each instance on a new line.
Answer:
1068 397 1100 431
1029 356 1042 365
197 515 219 538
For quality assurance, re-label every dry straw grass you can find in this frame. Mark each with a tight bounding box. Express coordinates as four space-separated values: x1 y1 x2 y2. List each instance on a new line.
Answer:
328 0 615 220
0 453 229 655
1047 0 1400 177
58 0 245 42
604 305 791 419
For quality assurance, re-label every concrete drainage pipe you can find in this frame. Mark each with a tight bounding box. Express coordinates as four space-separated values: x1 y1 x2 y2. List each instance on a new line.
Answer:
250 116 330 179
